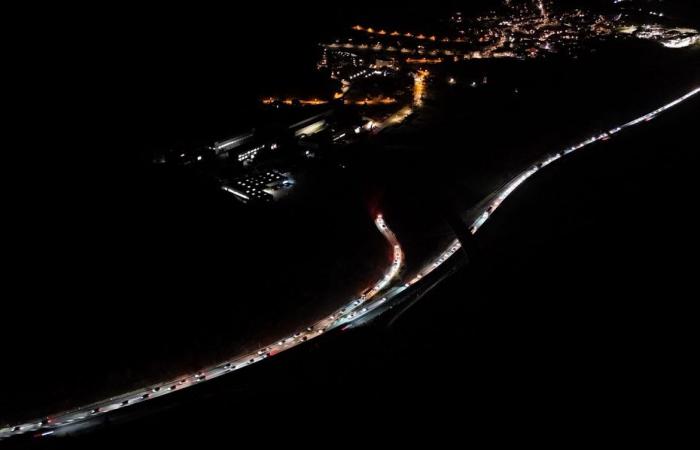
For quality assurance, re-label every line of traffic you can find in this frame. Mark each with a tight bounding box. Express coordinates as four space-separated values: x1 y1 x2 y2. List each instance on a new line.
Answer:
2 85 697 442
0 214 405 440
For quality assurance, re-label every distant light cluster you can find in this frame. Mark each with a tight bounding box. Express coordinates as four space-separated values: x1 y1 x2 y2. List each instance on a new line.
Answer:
632 24 700 48
320 1 698 74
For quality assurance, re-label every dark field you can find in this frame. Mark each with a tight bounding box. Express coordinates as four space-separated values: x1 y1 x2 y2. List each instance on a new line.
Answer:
2 1 698 445
10 62 697 449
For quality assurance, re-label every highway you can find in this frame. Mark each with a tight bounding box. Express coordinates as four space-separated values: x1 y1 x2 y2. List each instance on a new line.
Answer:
0 215 405 441
2 86 698 442
312 86 700 327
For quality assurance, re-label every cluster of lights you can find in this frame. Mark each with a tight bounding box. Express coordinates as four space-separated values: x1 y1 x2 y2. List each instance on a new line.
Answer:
633 24 700 49
223 171 289 204
413 70 429 107
237 144 264 163
405 57 443 64
348 69 369 80
325 42 462 57
353 24 467 44
235 171 285 190
262 97 329 106
346 96 397 106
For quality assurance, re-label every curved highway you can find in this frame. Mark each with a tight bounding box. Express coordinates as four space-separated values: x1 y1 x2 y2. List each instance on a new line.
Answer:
1 86 698 442
0 215 404 441
330 86 700 329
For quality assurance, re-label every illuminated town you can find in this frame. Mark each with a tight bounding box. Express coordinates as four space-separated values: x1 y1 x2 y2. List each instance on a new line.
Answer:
2 0 698 446
149 0 698 208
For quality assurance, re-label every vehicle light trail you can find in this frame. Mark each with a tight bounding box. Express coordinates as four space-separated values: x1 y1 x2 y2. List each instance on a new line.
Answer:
1 214 405 441
2 86 698 442
410 85 700 289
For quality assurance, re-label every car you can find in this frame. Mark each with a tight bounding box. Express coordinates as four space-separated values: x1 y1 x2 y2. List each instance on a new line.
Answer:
152 387 160 393
142 393 150 399
121 400 129 406
90 408 100 415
